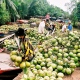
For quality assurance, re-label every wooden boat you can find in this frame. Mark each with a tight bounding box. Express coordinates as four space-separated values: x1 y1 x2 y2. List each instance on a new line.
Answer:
0 53 22 80
0 30 29 79
0 33 4 38
16 20 28 24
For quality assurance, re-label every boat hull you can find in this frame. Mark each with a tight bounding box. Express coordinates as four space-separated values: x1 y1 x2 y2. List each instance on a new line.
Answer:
0 69 22 80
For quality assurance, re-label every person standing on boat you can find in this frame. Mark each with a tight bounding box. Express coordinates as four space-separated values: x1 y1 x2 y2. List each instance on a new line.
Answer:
45 13 50 23
14 28 35 62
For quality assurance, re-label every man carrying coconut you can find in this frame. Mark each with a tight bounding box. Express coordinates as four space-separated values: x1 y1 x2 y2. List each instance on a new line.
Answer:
14 28 35 62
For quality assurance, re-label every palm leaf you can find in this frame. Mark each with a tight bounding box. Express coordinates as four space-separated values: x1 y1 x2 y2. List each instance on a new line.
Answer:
6 0 20 18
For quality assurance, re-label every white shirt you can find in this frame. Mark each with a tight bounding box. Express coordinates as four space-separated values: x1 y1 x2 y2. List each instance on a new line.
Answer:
62 24 66 32
38 21 45 33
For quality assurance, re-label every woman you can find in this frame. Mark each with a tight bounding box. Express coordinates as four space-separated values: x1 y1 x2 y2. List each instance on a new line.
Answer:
14 28 35 62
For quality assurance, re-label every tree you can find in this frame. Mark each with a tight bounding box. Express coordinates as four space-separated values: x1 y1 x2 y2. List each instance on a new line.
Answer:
0 0 10 25
70 8 77 25
65 0 79 26
65 0 77 14
77 2 80 21
5 0 20 21
27 0 49 17
0 0 69 25
12 0 33 19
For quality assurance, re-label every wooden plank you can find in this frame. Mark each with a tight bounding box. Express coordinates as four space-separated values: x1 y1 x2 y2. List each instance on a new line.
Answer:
0 34 14 42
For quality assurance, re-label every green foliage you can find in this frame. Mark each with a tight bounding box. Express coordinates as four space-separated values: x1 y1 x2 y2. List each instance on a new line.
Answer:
53 7 66 18
75 22 80 28
1 0 69 25
0 8 10 25
0 0 6 10
12 0 33 19
70 8 77 25
28 0 51 16
28 0 69 18
47 5 55 16
77 2 80 22
5 0 20 19
70 1 80 27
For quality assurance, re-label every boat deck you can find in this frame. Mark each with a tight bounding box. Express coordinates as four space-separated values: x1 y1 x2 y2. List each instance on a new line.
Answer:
0 53 22 80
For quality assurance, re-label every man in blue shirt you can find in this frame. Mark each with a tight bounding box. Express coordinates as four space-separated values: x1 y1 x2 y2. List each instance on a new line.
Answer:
67 22 73 31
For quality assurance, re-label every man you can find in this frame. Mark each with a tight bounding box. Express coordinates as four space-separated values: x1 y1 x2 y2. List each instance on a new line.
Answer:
62 22 67 32
14 28 34 62
45 13 50 23
67 21 73 31
46 22 55 36
38 19 46 34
